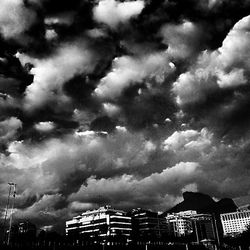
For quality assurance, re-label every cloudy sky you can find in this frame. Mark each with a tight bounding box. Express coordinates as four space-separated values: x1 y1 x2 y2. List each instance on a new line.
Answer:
1 0 250 233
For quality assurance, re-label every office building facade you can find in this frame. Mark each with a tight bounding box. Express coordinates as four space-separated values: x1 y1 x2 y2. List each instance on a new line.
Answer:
130 208 170 240
220 210 250 236
66 206 132 241
166 211 194 237
191 214 216 242
166 211 216 242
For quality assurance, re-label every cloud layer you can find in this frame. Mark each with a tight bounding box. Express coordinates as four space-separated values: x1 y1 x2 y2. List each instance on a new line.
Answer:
1 0 250 233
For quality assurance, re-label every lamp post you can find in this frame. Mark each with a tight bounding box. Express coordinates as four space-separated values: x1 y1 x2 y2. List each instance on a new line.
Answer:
194 218 199 244
2 183 12 244
7 183 16 246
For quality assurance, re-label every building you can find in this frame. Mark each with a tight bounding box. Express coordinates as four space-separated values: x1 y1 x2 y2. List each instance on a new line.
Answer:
220 210 250 236
6 221 37 243
167 216 193 237
130 208 170 240
191 214 216 242
166 211 216 242
66 205 132 242
237 204 250 212
18 221 37 236
165 211 194 237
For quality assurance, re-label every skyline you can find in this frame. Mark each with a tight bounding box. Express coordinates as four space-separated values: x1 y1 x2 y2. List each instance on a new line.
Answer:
1 0 250 233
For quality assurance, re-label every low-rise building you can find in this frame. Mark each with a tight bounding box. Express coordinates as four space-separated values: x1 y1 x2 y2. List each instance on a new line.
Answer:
66 205 132 241
6 221 37 243
166 212 194 237
130 208 170 240
220 210 250 236
166 211 216 242
191 214 216 242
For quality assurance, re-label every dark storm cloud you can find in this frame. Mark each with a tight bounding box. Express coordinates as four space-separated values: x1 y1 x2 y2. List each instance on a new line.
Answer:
173 14 250 138
0 52 33 95
2 0 250 232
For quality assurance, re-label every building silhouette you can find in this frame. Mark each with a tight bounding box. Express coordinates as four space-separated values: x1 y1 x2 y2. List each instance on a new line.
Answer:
5 221 36 243
129 208 170 241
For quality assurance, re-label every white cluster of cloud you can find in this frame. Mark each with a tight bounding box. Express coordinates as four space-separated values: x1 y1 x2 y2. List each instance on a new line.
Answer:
103 103 121 117
161 128 215 167
17 41 97 110
0 117 22 144
34 121 56 132
45 12 75 26
173 15 250 106
93 0 145 29
95 53 174 99
219 15 250 68
0 0 36 41
160 21 202 60
163 128 212 152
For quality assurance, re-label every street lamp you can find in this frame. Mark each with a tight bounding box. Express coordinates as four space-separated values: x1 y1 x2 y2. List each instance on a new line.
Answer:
6 182 16 246
2 183 12 243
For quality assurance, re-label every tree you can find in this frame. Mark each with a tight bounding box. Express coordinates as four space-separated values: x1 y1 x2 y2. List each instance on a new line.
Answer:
239 225 250 246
